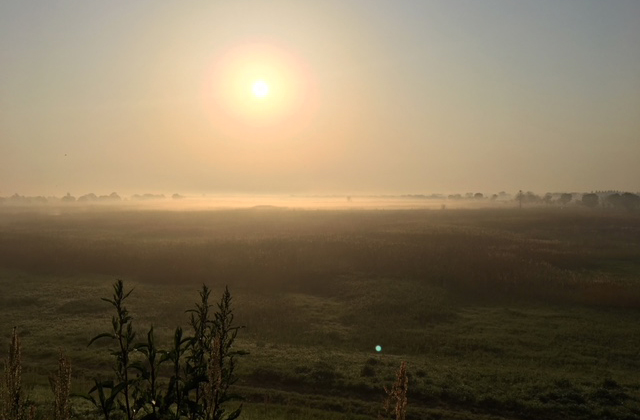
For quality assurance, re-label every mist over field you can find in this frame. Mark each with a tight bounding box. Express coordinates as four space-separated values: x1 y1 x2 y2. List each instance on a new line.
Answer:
0 192 502 211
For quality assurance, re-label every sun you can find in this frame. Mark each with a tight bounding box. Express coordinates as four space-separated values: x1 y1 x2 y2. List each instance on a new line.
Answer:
252 80 269 98
204 43 317 137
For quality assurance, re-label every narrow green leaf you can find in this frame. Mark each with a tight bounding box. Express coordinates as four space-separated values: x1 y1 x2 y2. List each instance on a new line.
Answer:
88 332 116 346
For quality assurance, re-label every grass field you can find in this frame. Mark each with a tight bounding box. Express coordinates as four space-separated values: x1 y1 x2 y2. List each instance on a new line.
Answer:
1 205 639 419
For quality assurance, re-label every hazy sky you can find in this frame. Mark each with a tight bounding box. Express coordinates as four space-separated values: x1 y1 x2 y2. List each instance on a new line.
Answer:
2 0 639 196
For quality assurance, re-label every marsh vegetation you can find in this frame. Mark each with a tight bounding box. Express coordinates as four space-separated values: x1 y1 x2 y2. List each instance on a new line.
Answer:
1 206 639 419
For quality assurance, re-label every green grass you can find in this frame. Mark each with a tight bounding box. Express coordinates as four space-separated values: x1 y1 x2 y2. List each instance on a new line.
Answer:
1 206 639 419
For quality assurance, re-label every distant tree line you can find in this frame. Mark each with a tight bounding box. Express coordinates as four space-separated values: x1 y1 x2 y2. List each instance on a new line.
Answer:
603 192 640 211
511 191 640 211
0 192 187 205
400 190 640 211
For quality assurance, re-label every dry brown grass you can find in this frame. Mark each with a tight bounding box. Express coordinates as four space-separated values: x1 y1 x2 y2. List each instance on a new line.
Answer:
1 327 34 420
49 350 71 420
381 361 408 420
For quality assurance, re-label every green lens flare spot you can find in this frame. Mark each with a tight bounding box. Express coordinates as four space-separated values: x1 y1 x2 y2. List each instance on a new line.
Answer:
375 345 382 352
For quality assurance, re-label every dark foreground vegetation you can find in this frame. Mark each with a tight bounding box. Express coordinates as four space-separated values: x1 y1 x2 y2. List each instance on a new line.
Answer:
1 206 639 419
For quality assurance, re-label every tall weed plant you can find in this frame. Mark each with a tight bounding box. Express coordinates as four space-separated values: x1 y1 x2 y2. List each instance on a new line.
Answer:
85 280 245 420
0 327 34 420
380 362 408 420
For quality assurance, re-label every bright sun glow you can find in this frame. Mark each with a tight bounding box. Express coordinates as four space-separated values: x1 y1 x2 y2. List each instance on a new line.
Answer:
205 43 317 141
252 80 269 98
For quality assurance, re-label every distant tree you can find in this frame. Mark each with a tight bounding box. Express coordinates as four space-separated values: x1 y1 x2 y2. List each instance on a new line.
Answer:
559 193 572 205
516 190 524 209
543 193 553 204
490 194 498 201
474 193 483 199
607 193 622 209
172 193 184 200
620 192 640 211
525 191 541 203
61 193 76 203
515 191 542 207
10 194 26 204
581 193 599 208
97 192 122 201
78 193 98 202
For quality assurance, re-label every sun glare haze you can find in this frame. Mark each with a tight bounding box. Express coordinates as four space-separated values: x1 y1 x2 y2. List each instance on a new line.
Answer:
1 1 639 196
201 41 317 157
